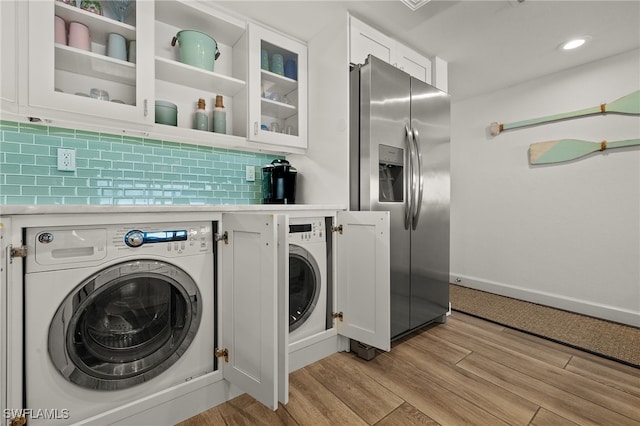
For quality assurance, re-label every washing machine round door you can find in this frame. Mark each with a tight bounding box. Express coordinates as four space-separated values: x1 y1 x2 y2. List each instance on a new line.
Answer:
48 260 201 390
289 244 321 332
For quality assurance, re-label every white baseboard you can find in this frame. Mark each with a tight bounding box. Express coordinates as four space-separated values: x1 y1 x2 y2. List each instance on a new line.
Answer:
450 273 640 327
77 372 241 426
289 331 340 373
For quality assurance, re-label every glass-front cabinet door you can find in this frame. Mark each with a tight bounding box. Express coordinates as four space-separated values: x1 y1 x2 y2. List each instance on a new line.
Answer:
1 0 19 113
248 23 307 149
27 0 153 124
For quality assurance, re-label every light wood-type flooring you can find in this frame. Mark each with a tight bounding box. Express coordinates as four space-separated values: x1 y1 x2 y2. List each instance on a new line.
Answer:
178 311 640 425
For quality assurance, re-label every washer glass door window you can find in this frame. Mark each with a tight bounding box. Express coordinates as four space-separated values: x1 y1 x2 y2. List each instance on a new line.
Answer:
289 245 321 332
49 260 202 390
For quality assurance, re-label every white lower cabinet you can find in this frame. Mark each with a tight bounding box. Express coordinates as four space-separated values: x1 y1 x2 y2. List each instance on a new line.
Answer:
334 211 391 351
219 210 390 410
219 213 282 409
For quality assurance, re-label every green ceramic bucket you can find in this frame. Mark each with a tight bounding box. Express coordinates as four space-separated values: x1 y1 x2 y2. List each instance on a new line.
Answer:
171 30 220 71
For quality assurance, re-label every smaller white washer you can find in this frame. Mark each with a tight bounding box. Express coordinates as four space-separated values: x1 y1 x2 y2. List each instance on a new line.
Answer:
288 217 328 344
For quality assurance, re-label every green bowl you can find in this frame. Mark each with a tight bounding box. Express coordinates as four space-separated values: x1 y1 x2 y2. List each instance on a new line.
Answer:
155 100 177 126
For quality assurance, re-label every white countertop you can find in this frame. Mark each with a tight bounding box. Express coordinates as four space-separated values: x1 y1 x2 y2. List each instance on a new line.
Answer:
0 204 346 216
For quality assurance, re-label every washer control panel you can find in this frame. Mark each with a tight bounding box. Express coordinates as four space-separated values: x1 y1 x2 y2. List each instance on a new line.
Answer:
124 229 188 247
114 222 212 254
288 217 326 243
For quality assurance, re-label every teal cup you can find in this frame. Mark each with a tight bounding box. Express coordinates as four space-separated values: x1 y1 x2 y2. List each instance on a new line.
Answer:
261 49 269 71
271 53 284 76
171 30 220 71
107 33 127 61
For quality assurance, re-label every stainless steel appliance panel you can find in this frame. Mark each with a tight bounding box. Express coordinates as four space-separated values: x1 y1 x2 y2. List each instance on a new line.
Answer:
359 56 412 338
350 55 450 340
409 78 451 328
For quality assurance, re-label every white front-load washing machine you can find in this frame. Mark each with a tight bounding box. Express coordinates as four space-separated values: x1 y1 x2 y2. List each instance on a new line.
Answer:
24 222 215 425
288 217 328 344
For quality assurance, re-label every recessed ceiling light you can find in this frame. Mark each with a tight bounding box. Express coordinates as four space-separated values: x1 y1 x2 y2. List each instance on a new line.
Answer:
561 37 590 51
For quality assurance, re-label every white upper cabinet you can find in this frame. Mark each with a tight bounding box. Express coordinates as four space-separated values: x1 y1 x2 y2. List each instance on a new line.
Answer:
27 0 154 124
16 0 308 153
245 23 308 149
349 16 395 66
1 0 19 113
154 0 246 137
349 15 434 85
396 43 432 85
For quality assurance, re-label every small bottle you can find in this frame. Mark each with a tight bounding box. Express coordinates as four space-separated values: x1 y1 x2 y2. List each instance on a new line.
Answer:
213 95 226 134
194 98 208 131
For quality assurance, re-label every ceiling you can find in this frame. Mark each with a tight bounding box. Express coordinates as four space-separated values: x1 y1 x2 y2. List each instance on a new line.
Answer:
217 0 640 100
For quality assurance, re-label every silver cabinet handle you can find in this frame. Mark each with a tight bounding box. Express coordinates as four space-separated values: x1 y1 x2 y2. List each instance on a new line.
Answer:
254 122 259 135
411 127 423 230
404 124 413 230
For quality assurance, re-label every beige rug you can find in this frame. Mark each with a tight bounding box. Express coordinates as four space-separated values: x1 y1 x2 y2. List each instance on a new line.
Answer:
449 284 640 367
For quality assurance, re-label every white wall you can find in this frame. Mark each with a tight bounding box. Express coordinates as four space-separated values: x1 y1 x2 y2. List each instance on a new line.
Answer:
288 12 350 207
450 49 640 326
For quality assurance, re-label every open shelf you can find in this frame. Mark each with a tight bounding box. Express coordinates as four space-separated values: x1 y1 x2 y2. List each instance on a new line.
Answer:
261 98 297 119
154 0 245 46
261 70 297 94
155 57 246 98
55 2 136 43
55 44 136 85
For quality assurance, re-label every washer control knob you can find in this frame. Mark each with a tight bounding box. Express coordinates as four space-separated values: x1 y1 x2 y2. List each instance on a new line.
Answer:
125 230 144 247
38 233 54 243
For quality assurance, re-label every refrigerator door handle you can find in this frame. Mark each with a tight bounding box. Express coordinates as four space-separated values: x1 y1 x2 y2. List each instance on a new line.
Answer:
411 127 424 230
404 124 413 230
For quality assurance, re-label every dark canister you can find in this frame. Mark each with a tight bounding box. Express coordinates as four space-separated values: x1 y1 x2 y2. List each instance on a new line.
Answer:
262 159 297 204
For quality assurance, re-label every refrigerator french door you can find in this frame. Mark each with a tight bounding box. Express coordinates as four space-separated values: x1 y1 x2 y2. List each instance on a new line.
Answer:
350 55 450 339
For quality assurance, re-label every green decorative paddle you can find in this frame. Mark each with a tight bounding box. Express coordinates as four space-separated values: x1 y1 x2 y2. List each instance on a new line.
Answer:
529 138 640 164
490 91 640 136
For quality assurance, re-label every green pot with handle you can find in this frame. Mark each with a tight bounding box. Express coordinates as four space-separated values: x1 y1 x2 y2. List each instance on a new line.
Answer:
171 30 220 72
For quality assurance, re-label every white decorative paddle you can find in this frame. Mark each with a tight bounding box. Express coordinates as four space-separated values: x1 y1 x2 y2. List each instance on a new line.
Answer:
490 91 640 136
529 138 640 165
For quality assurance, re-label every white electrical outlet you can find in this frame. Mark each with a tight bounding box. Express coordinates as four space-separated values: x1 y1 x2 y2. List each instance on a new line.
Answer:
245 165 255 182
57 148 76 171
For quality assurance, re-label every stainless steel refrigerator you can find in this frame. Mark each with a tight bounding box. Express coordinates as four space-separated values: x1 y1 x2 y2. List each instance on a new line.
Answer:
350 55 450 340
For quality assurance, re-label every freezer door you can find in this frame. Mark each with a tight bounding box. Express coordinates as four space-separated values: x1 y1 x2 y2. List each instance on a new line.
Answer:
409 77 451 328
358 55 413 338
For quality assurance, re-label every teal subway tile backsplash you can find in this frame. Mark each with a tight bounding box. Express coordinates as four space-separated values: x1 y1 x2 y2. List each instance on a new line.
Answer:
1 121 281 205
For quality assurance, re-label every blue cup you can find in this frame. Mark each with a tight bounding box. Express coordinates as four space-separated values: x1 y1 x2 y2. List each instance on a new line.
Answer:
261 49 269 71
107 33 127 61
271 53 284 76
284 59 297 80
